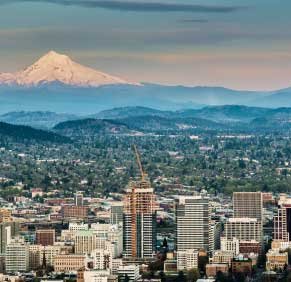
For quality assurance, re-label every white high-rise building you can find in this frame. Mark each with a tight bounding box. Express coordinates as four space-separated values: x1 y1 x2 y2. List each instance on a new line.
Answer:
176 196 209 252
5 237 29 273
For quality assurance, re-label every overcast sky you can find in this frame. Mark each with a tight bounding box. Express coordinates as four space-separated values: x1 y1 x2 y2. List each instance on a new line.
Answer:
0 0 290 90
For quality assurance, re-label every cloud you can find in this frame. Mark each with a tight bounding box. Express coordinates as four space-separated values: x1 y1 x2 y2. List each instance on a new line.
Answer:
1 0 244 13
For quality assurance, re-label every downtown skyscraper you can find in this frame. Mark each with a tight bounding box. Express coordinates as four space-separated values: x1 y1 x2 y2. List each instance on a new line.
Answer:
274 194 291 241
123 146 157 259
176 195 210 252
233 192 263 221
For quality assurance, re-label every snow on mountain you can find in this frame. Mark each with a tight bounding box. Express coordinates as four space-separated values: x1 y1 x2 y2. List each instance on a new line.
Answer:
0 51 139 87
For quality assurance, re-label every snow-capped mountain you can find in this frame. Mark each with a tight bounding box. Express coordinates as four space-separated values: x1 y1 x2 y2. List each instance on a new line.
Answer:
0 51 139 87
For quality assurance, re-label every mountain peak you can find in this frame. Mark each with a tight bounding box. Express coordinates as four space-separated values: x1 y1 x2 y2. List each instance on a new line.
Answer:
40 50 69 61
46 50 62 56
0 51 139 87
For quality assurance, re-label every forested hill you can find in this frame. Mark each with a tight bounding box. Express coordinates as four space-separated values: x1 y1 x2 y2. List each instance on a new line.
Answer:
0 122 70 143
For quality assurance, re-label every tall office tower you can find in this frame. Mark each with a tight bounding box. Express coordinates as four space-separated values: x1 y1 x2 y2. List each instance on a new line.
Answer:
209 220 222 255
224 218 262 242
0 221 20 254
110 202 124 226
233 192 263 221
123 146 157 259
123 179 157 258
5 237 29 273
176 196 209 252
274 194 291 241
36 229 55 246
75 191 84 206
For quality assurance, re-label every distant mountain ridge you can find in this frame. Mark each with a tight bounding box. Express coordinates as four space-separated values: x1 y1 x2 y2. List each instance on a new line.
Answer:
0 111 78 129
2 82 291 112
3 105 291 130
1 105 290 144
96 105 291 124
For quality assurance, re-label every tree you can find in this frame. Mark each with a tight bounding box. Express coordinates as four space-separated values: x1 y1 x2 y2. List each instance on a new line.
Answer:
187 268 199 282
198 255 209 274
176 271 186 282
162 238 168 249
159 271 166 282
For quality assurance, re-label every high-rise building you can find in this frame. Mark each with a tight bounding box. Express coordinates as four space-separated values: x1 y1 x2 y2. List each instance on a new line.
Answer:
5 237 29 273
110 202 123 226
274 194 291 241
123 179 157 258
209 220 222 255
75 191 84 206
233 192 263 221
36 229 55 246
224 218 262 243
176 196 209 252
0 221 19 254
123 147 157 259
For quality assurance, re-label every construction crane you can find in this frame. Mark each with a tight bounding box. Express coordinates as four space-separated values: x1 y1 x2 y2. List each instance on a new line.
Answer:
133 145 146 181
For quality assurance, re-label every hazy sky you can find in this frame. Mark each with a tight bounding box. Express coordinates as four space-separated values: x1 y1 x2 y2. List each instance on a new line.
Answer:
0 0 291 90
